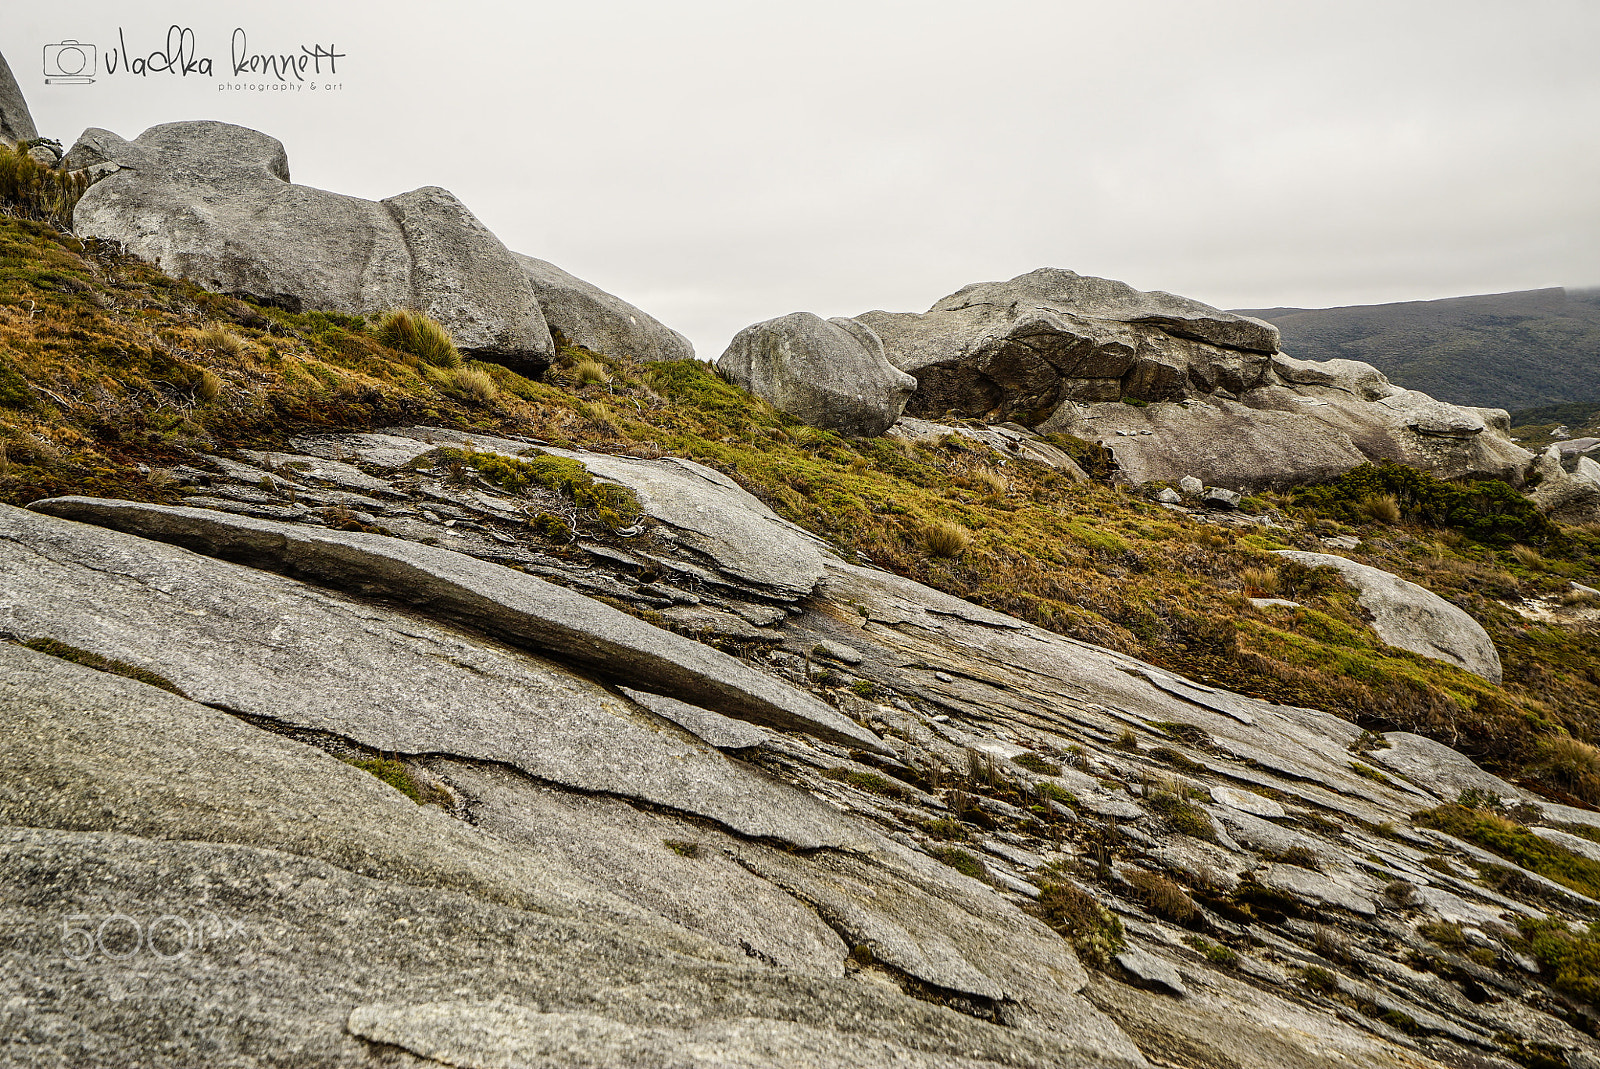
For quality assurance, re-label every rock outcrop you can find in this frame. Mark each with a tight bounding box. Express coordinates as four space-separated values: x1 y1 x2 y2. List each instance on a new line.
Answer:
0 51 36 145
1531 444 1600 524
718 312 917 437
858 269 1280 423
858 271 1532 491
69 122 555 376
1277 550 1503 682
7 427 1598 1067
515 253 695 362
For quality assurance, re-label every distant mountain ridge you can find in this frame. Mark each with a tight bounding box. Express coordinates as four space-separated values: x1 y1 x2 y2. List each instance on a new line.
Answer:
1235 287 1600 409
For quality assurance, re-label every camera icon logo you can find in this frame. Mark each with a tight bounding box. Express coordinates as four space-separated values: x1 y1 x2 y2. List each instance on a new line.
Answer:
43 41 97 84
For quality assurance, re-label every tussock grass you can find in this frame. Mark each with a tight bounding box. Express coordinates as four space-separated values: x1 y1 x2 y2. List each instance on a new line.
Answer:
1360 493 1402 524
920 519 972 558
373 309 460 368
451 365 499 405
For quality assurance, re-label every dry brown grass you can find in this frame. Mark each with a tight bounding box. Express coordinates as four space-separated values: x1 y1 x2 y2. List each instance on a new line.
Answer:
1125 868 1198 923
1360 493 1402 524
573 359 612 386
1511 544 1545 568
196 323 248 358
451 366 499 405
196 368 223 402
1241 565 1280 596
921 519 973 558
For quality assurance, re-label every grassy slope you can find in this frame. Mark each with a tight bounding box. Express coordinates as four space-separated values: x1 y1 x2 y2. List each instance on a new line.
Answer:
1238 289 1600 409
3 213 1600 802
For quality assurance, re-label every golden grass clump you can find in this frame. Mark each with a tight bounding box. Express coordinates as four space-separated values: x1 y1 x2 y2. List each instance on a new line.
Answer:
196 368 223 402
373 309 460 368
196 323 248 358
921 518 973 558
572 358 612 386
452 366 499 405
1360 493 1402 524
1240 565 1281 596
1511 544 1544 569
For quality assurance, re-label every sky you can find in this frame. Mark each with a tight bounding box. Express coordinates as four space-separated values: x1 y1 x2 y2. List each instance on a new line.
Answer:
7 1 1600 360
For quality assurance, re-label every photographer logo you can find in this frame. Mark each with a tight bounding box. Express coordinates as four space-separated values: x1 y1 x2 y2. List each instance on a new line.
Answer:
43 40 96 84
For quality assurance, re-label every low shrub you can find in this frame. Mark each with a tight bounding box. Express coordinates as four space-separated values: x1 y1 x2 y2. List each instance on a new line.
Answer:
1291 461 1554 546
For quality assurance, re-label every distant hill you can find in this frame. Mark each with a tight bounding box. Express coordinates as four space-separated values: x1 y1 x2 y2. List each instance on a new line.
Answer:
1236 287 1600 409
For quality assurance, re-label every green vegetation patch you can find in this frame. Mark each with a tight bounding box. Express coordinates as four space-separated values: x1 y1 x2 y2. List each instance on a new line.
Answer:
1515 916 1600 1005
1292 461 1554 546
345 756 442 806
1414 803 1600 899
929 845 988 882
18 637 186 696
1031 879 1125 967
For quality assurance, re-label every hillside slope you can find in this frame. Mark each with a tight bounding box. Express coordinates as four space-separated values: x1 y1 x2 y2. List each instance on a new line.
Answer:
1237 288 1600 409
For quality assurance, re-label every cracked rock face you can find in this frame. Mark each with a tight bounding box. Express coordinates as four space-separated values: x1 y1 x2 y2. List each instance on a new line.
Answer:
7 427 1600 1069
861 270 1531 491
69 121 554 376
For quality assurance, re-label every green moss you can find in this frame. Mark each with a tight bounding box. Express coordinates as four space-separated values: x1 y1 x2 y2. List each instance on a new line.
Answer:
1349 761 1391 783
1415 803 1600 899
1148 791 1217 841
1516 916 1600 1005
345 756 434 805
442 447 641 529
930 846 989 882
18 637 186 696
822 766 904 798
1013 752 1062 776
664 839 701 858
1031 880 1125 967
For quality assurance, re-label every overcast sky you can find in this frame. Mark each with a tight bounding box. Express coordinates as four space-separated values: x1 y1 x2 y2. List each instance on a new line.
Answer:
9 1 1600 359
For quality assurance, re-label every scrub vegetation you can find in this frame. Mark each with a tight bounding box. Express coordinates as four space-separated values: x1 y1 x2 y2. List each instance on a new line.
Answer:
2 214 1599 804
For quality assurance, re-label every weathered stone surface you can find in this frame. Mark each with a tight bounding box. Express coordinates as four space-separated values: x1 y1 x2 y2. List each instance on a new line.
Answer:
378 425 832 598
1209 786 1286 819
1276 551 1502 682
441 762 850 975
1532 444 1600 524
1368 732 1526 804
859 269 1277 424
24 498 883 755
1257 864 1377 916
888 416 1088 478
1114 948 1187 997
0 504 870 845
621 688 775 749
0 51 37 145
515 252 694 363
1202 487 1241 509
2 825 1137 1069
1039 398 1367 492
1269 353 1394 401
70 121 553 374
718 312 917 437
0 643 652 925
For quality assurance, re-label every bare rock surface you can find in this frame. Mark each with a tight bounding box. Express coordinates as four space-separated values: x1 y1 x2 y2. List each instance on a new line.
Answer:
0 50 36 145
1276 550 1503 682
69 121 553 375
718 311 917 437
1368 732 1529 804
22 497 881 754
516 252 695 363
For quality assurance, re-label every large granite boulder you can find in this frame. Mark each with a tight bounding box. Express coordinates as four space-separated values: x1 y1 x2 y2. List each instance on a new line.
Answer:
1530 444 1600 524
69 121 553 376
515 253 694 362
0 51 37 145
856 269 1279 423
1276 550 1502 682
857 271 1532 490
718 312 917 437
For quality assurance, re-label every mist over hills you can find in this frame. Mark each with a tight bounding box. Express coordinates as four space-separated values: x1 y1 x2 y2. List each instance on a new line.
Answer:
1237 287 1600 410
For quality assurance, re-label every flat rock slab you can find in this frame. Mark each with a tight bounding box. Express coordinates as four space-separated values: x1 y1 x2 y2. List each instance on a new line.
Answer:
1 504 869 847
1276 551 1502 682
24 498 885 756
0 643 655 927
1257 864 1377 917
1210 786 1286 819
1369 731 1527 804
621 688 775 750
3 827 1137 1069
1115 948 1188 998
379 426 830 599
